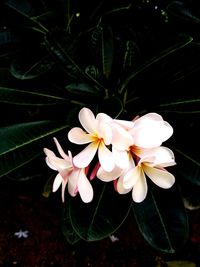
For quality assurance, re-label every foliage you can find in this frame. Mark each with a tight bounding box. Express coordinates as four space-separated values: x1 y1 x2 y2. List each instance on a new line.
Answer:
0 0 200 253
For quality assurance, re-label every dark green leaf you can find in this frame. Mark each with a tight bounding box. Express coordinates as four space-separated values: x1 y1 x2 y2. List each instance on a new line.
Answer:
0 86 67 106
132 184 189 253
61 199 81 245
10 56 55 80
167 1 200 24
69 180 132 241
0 31 19 46
119 34 193 94
0 120 69 177
65 83 99 95
102 26 114 79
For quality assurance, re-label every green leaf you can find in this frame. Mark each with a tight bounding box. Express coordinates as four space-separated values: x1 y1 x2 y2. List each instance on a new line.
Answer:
119 34 193 94
157 98 200 114
10 56 55 80
61 199 81 245
0 120 69 177
0 31 19 46
102 26 114 79
132 184 189 253
0 86 68 106
65 83 100 95
5 0 37 17
167 1 200 24
172 146 200 185
68 180 132 241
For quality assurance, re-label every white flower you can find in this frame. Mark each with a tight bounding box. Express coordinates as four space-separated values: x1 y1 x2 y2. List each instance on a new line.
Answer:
68 107 115 172
14 229 29 239
44 137 93 203
118 146 176 202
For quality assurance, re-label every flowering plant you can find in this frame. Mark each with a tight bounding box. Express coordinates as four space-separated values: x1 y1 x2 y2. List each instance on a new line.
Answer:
0 0 199 254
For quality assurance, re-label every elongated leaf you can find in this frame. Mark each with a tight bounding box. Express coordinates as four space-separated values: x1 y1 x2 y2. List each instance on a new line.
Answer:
132 183 189 253
0 120 69 177
0 87 68 106
167 1 200 24
10 56 55 80
0 31 19 46
172 146 200 185
65 83 99 95
157 98 200 114
5 0 37 17
102 26 114 79
119 34 193 94
61 197 81 245
68 180 132 241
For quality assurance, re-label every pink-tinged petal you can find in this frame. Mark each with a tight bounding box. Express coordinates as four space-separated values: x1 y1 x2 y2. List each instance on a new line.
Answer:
68 127 94 144
97 121 112 145
61 179 68 202
73 142 99 168
123 165 141 189
79 107 97 134
130 113 173 148
143 165 175 188
44 147 55 158
132 170 147 202
77 169 93 203
68 169 80 197
111 123 134 150
117 177 132 194
46 155 72 171
114 119 135 130
90 162 101 180
147 146 176 167
96 112 112 123
53 137 69 160
53 173 63 192
97 166 123 182
112 148 130 169
98 142 115 172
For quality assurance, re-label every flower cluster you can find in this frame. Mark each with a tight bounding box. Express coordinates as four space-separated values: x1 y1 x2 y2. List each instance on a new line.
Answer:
44 107 176 203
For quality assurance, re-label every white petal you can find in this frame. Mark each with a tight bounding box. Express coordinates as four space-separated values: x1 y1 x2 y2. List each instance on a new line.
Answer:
114 119 135 130
117 176 132 194
44 147 55 158
111 123 134 150
130 113 173 148
97 121 112 145
97 166 123 182
112 147 130 169
68 127 94 144
47 155 72 171
98 142 115 172
53 137 69 160
96 112 112 123
68 169 80 196
123 165 140 189
132 170 147 202
53 173 63 192
150 146 176 167
77 169 93 203
143 165 175 188
73 142 98 168
79 107 97 134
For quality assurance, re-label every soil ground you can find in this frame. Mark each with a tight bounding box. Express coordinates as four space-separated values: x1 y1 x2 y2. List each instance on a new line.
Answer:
0 177 200 267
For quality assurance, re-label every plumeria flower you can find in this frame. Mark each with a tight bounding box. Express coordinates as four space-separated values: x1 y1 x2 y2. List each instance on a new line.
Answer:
44 137 93 203
14 229 29 239
68 107 115 172
97 146 176 203
118 146 176 202
129 113 173 148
